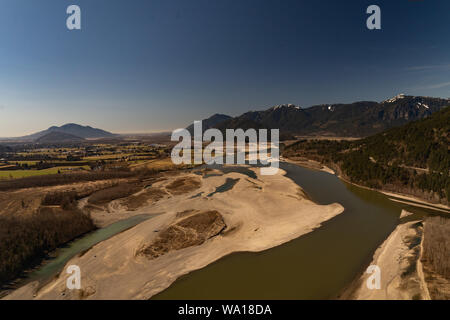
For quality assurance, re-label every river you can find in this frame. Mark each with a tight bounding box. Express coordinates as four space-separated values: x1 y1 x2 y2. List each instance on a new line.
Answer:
1 214 152 297
152 162 444 299
7 162 444 299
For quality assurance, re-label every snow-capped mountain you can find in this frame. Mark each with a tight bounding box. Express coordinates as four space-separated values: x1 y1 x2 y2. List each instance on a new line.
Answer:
201 96 449 137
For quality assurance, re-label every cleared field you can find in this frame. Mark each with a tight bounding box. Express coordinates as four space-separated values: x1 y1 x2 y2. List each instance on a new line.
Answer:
130 158 179 170
0 166 90 179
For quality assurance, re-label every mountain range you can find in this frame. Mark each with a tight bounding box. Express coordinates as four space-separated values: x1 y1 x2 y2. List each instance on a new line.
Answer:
2 95 449 143
195 95 450 137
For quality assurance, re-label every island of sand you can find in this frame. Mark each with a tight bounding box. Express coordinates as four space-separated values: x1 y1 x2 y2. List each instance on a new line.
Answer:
347 217 450 300
4 166 343 300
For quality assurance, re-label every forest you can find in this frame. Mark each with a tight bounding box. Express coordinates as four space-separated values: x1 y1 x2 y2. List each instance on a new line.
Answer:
0 205 95 286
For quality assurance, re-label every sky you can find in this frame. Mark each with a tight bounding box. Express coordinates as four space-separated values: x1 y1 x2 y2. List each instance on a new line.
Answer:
0 0 449 137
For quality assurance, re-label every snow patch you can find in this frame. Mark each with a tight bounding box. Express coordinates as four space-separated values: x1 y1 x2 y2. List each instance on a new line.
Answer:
271 104 301 110
384 93 405 103
416 102 429 109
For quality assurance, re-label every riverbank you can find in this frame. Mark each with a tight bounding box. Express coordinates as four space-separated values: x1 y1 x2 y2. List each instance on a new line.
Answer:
4 166 344 300
283 156 449 213
381 192 450 213
338 175 450 214
344 220 429 300
281 157 335 175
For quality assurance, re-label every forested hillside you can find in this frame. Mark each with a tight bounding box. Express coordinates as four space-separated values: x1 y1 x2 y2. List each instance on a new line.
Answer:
284 107 450 204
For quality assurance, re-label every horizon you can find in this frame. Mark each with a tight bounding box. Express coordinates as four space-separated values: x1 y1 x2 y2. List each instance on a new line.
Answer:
1 0 450 136
1 92 449 138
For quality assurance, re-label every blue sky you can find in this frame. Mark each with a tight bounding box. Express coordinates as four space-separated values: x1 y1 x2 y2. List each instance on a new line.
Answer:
0 0 449 136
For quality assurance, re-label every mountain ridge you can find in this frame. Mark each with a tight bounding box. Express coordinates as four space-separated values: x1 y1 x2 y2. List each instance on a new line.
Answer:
198 95 450 137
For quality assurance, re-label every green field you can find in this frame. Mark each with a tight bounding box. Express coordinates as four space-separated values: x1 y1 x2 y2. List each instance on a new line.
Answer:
0 166 90 179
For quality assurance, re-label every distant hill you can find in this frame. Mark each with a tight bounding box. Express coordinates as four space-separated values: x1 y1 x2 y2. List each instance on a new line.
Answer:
284 106 450 204
212 96 450 137
19 123 115 141
186 114 232 134
35 131 85 144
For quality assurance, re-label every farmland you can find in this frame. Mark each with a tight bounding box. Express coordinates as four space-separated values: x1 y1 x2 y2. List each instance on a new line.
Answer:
0 141 172 181
0 166 90 179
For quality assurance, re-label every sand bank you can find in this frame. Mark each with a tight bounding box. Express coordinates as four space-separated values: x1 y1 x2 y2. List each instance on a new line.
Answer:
350 221 429 300
382 192 450 213
4 166 343 300
281 157 335 174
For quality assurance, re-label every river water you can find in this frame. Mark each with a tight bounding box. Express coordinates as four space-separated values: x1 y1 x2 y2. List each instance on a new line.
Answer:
7 214 153 294
153 162 444 299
